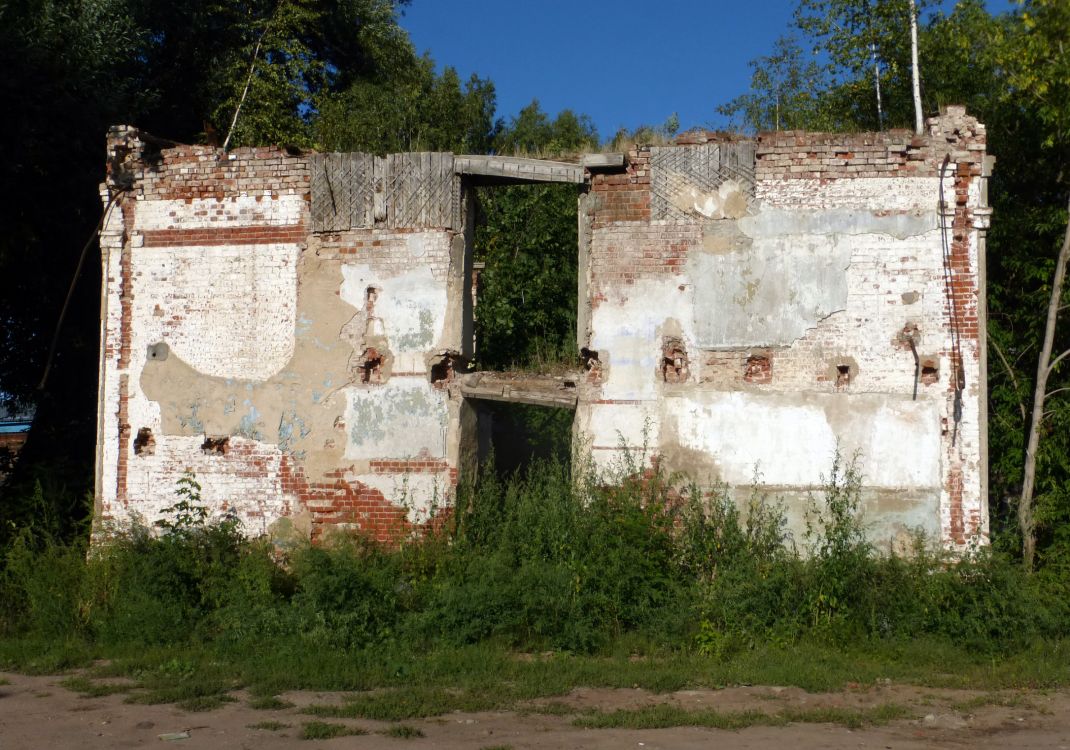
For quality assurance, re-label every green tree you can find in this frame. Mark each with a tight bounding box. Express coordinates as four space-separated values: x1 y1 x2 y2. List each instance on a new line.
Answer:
717 35 837 131
473 102 599 370
999 0 1070 569
127 0 416 147
0 0 148 541
316 56 498 154
795 0 940 129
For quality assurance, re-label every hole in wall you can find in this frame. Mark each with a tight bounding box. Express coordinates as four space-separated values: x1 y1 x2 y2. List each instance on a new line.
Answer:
430 352 465 389
201 436 229 455
581 347 602 382
744 353 772 383
133 427 155 456
921 359 939 385
580 347 600 370
473 400 574 481
836 364 852 387
472 183 579 371
661 338 689 383
360 347 384 384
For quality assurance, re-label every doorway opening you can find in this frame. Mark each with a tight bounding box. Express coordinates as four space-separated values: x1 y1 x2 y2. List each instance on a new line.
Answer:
472 399 574 480
470 182 580 371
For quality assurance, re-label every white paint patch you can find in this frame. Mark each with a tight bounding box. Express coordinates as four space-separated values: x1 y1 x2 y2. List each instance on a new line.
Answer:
689 235 851 348
353 471 452 524
590 277 694 401
757 177 942 212
672 392 941 489
134 195 306 231
344 377 448 460
118 435 295 536
134 243 298 381
578 401 660 477
341 263 449 374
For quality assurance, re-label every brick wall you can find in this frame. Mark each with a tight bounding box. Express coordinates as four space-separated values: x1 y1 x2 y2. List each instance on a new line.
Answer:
97 108 990 550
577 107 990 548
588 146 651 225
97 127 461 544
754 108 985 180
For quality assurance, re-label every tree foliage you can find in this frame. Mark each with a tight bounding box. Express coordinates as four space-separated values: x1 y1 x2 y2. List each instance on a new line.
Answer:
317 58 498 154
473 102 598 371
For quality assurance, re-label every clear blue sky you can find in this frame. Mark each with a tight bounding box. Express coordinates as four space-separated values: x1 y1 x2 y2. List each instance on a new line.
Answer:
399 0 1011 141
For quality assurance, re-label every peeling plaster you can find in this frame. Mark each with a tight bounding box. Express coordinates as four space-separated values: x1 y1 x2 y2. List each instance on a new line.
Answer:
141 253 356 480
740 208 938 240
345 377 448 460
341 262 449 374
688 232 851 348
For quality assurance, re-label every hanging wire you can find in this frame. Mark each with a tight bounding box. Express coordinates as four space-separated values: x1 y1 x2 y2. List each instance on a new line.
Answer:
37 187 128 393
938 155 965 446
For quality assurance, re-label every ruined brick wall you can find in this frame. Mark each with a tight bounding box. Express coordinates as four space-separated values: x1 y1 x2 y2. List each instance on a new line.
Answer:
98 107 990 549
96 128 463 543
578 107 990 547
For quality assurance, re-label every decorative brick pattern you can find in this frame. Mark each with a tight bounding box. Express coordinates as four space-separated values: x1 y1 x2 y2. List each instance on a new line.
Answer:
141 225 306 247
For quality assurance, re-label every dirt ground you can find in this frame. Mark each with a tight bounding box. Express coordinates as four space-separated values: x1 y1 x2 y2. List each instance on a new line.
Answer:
3 670 1070 749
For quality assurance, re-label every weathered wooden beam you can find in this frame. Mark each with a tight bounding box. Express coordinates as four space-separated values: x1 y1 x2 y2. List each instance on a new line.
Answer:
454 156 585 185
581 153 625 169
456 372 580 409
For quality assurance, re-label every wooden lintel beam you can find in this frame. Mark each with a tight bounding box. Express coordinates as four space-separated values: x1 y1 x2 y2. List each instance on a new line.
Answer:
454 156 585 184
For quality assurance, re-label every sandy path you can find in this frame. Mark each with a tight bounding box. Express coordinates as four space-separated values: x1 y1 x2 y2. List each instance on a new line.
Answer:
3 671 1070 749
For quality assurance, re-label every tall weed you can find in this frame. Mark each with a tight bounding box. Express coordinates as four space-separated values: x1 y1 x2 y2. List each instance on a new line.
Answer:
2 454 1069 665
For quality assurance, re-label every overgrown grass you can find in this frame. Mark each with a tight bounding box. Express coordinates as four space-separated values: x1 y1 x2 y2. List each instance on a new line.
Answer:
381 724 425 738
305 686 500 721
58 675 131 697
248 720 290 730
299 721 367 740
174 693 236 712
574 702 914 730
1 454 1069 715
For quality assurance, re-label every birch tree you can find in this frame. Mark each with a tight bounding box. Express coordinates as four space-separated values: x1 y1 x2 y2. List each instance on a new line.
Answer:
1007 0 1070 569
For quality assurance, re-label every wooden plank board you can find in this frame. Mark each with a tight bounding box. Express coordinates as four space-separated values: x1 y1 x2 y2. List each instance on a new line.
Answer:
455 155 584 184
312 150 459 231
458 383 578 409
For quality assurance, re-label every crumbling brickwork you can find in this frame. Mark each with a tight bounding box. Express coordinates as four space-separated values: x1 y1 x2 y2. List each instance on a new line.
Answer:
576 106 989 547
96 107 989 548
97 128 463 543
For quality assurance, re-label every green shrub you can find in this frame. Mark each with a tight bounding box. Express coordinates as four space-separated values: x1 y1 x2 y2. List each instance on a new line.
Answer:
2 456 1069 665
288 539 401 650
416 458 689 652
1 534 88 638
